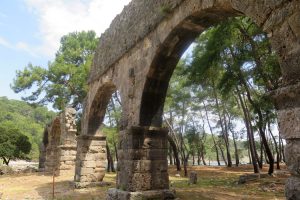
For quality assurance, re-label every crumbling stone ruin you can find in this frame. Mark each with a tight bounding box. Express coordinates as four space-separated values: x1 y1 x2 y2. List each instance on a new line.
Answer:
39 108 77 175
39 107 107 188
80 0 300 199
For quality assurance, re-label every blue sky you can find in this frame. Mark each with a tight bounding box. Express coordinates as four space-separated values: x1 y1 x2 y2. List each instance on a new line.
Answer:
0 0 130 101
0 0 46 100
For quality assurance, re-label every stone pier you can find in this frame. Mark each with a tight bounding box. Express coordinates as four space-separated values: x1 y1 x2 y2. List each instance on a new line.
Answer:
40 108 77 175
74 134 107 188
58 108 77 174
107 126 175 200
273 83 300 199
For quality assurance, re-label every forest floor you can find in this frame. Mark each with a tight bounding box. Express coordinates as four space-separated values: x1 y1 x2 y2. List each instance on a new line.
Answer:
0 164 289 200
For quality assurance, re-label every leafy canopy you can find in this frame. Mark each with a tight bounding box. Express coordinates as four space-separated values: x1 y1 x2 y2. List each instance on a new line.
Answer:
12 31 99 111
0 124 31 165
0 96 56 159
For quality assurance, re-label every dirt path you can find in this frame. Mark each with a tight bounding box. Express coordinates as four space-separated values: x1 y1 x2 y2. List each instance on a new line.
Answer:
0 172 114 200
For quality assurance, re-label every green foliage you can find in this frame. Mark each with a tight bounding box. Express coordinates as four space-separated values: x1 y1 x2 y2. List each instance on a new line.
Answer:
12 31 99 111
0 124 31 165
0 96 56 160
163 16 282 168
101 126 118 158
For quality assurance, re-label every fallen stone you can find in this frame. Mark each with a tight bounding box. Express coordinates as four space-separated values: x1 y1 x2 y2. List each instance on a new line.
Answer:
74 181 111 189
238 173 270 184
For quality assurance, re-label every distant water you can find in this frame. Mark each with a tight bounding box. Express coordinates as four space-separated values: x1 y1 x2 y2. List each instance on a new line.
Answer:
8 160 38 170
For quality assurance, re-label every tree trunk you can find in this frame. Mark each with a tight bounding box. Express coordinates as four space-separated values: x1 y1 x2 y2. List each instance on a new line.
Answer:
232 129 239 166
200 144 207 165
227 113 239 167
106 143 115 172
247 141 252 164
197 150 201 165
258 139 264 169
2 157 10 166
212 85 232 167
235 87 259 173
201 151 207 165
183 154 189 177
203 101 221 166
268 123 280 170
192 153 195 165
279 136 285 162
169 144 173 165
219 145 228 166
167 135 181 171
236 65 274 174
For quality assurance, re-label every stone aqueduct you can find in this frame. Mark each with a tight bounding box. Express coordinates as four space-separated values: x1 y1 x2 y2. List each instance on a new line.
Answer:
40 0 300 199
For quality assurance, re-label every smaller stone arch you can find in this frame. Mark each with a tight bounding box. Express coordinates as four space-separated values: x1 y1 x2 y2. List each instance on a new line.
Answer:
74 80 118 188
86 81 117 135
39 108 77 175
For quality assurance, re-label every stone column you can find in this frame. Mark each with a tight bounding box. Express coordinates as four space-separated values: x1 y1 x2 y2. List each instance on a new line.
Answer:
273 83 300 199
107 126 175 200
266 3 300 198
74 134 107 188
58 108 77 174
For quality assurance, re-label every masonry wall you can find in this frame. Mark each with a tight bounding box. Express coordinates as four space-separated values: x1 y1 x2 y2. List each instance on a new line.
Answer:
40 108 77 174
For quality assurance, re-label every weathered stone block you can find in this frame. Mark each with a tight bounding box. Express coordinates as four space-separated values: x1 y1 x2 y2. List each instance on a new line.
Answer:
59 164 71 170
118 149 168 160
288 11 300 38
285 176 300 200
74 181 110 189
278 108 300 139
95 167 106 173
106 188 176 200
65 161 74 165
81 161 96 168
90 140 106 147
96 161 106 168
79 167 94 175
118 160 168 173
285 139 300 176
60 156 75 161
189 171 197 184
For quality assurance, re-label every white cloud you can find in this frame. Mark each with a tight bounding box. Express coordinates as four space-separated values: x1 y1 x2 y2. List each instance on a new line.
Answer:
0 36 13 49
0 35 38 57
16 42 37 57
24 0 131 58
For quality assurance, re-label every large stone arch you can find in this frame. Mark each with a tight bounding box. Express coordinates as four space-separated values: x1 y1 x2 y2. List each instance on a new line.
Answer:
74 74 124 188
84 0 300 199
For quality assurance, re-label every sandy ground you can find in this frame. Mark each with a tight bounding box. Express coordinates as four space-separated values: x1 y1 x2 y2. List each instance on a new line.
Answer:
0 171 114 200
0 165 289 200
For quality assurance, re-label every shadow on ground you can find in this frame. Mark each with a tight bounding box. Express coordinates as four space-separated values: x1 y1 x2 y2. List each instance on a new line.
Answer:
34 173 116 200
